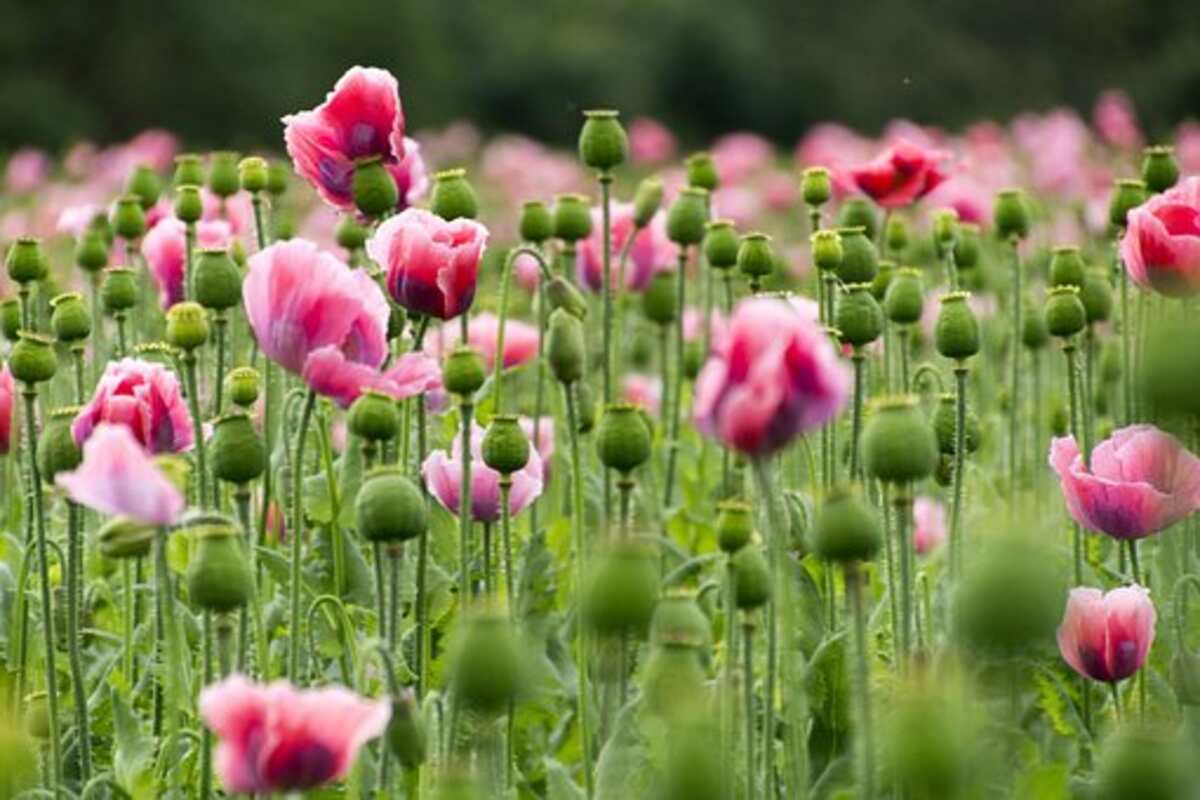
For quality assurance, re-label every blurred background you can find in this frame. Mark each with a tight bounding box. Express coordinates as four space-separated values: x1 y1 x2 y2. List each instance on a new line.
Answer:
2 0 1198 153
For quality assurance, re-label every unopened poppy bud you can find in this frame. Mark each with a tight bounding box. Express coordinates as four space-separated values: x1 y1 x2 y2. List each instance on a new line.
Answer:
386 690 426 769
1022 305 1049 350
1048 246 1086 287
37 406 82 480
596 403 652 474
1109 179 1147 230
837 197 879 239
111 195 146 241
1141 145 1179 194
716 500 753 554
97 516 156 559
575 381 598 433
482 414 531 475
1044 285 1086 339
173 153 206 188
10 332 57 384
685 152 719 191
837 283 884 347
837 226 878 284
642 272 678 325
931 208 958 254
126 164 162 209
1 299 20 341
584 539 659 637
953 222 981 269
238 156 269 193
934 291 981 360
732 547 771 610
430 168 478 221
75 230 109 273
352 156 400 220
165 301 209 351
811 229 843 273
666 187 709 246
801 166 832 207
703 219 739 270
6 237 46 284
863 396 938 484
632 177 664 227
356 467 427 544
174 185 203 224
50 292 90 343
442 346 487 396
737 232 775 284
1080 267 1113 324
348 390 400 443
650 592 712 649
1049 401 1069 437
578 109 628 172
451 610 522 714
993 188 1029 240
553 194 592 242
885 215 910 254
813 485 882 563
545 276 588 319
932 394 980 455
518 201 554 243
334 214 369 252
883 267 923 325
266 160 290 197
224 366 260 408
184 513 254 613
208 151 241 198
547 308 586 384
211 411 265 485
192 248 242 311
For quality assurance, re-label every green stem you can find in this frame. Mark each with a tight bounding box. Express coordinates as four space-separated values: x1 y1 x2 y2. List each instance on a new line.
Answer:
416 390 430 699
564 382 595 800
316 407 345 597
115 312 128 358
1009 238 1022 497
850 352 865 480
1127 540 1141 585
213 314 227 418
600 174 616 532
72 346 86 405
235 488 269 679
1110 682 1122 723
201 611 213 800
287 389 317 683
895 486 913 667
664 247 689 507
846 563 874 799
723 558 739 800
950 365 968 582
182 352 210 508
122 559 135 685
1117 244 1132 426
458 400 475 604
66 500 91 782
742 619 756 800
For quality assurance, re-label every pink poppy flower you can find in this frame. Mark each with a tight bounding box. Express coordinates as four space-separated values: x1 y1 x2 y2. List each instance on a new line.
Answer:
199 674 390 794
56 204 102 238
422 422 544 523
388 136 429 211
512 251 541 293
141 218 233 309
366 208 488 321
73 358 193 454
519 416 555 469
762 171 798 212
1049 425 1200 541
629 117 677 164
0 365 12 455
55 423 183 525
243 238 390 375
694 297 850 457
283 66 407 210
459 313 539 370
1093 90 1143 152
201 188 254 237
682 307 727 352
850 140 950 209
622 374 662 416
303 347 442 408
1176 121 1200 175
1057 585 1155 683
794 123 874 197
5 148 50 193
912 496 947 555
1120 176 1200 297
576 204 674 293
712 132 773 185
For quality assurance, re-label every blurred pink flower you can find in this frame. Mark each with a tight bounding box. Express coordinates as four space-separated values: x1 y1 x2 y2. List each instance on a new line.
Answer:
56 204 102 238
512 251 541 293
519 416 555 471
0 365 12 455
1012 109 1091 197
1057 585 1155 683
303 347 440 409
682 307 727 352
712 132 773 185
141 218 232 309
850 140 949 209
762 171 798 212
622 374 662 416
629 117 677 164
794 123 873 196
73 358 193 454
423 422 544 522
1120 176 1200 297
202 188 254 237
5 148 50 193
388 136 429 211
577 205 673 292
1093 90 1143 151
56 423 184 525
464 313 539 370
912 496 946 555
923 174 993 225
1176 121 1200 175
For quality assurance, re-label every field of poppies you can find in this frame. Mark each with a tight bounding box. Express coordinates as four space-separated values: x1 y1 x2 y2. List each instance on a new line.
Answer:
2 65 1200 799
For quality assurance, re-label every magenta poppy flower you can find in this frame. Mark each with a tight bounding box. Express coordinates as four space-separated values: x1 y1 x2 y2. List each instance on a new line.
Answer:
73 358 193 453
141 218 233 309
1049 425 1200 541
387 136 429 211
56 423 183 525
303 347 442 408
519 415 555 469
577 205 673 292
849 139 950 209
1057 585 1155 683
694 297 850 457
461 313 539 370
199 674 390 794
1120 176 1200 297
912 496 947 555
629 117 676 165
283 66 407 210
366 208 488 321
243 238 389 376
422 422 544 523
0 364 12 455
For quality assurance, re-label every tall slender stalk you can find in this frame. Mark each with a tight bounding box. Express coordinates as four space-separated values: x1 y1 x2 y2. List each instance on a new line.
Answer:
287 390 317 683
65 499 91 782
457 400 475 604
664 248 689 507
564 383 595 799
846 562 874 799
181 351 210 508
850 351 866 480
950 365 968 581
742 617 756 800
1009 238 1022 496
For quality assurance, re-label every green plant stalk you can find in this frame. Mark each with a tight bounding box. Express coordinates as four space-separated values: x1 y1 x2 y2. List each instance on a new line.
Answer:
315 408 345 597
1065 340 1086 585
17 284 31 332
531 263 550 536
742 618 756 800
1117 244 1132 426
850 351 866 480
950 364 968 582
185 222 196 300
492 248 519 416
1009 238 1022 497
416 392 430 699
895 486 913 667
723 559 739 800
72 346 86 405
458 399 475 604
374 542 388 644
898 327 911 393
90 273 104 383
881 483 900 669
600 173 615 530
664 247 689 507
66 499 92 782
564 382 595 800
500 479 515 792
122 559 135 685
182 352 211 508
212 313 227 418
483 521 494 596
115 311 128 358
846 562 874 799
234 488 269 679
287 389 317 683
201 611 213 800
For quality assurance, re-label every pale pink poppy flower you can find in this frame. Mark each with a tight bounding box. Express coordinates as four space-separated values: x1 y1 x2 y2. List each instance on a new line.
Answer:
923 174 993 225
124 129 179 171
5 148 51 193
576 205 674 293
850 139 950 209
711 186 762 228
912 496 947 555
303 347 442 409
1057 585 1155 683
56 423 183 525
1012 109 1091 198
1120 176 1200 297
64 141 100 179
712 132 773 185
141 218 233 309
1093 90 1143 152
629 117 677 164
422 422 544 522
519 416 555 471
1176 121 1200 175
387 136 430 211
682 307 727 353
0 365 12 455
762 171 798 212
460 313 539 370
622 374 662 416
512 251 541 294
73 358 194 453
56 204 102 238
794 123 874 196
201 188 254 237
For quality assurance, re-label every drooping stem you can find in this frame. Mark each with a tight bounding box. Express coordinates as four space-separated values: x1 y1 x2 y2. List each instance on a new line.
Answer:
664 247 689 508
182 351 210 508
564 382 595 800
287 389 317 683
458 400 475 604
66 499 91 782
846 562 874 799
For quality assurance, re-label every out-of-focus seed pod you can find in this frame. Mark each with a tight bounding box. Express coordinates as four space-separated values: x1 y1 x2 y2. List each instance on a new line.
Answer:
482 414 531 475
126 164 162 209
836 226 878 284
545 276 588 319
1096 729 1191 800
862 396 937 484
870 259 896 302
174 184 204 224
885 214 910 255
386 689 426 769
98 516 156 559
596 403 652 474
208 151 241 198
184 512 255 613
238 156 269 194
266 160 290 197
1080 267 1113 324
812 485 882 563
0 299 18 342
6 237 46 285
575 381 597 433
801 167 832 207
584 539 660 637
1049 401 1069 437
1141 145 1179 194
685 152 719 191
101 267 139 313
547 308 585 384
75 230 109 273
837 197 878 240
10 332 57 384
225 367 260 408
442 347 487 396
703 219 739 270
553 193 592 242
165 301 210 351
1108 179 1147 230
430 168 479 221
1140 316 1200 417
50 292 90 343
348 390 401 443
335 215 369 252
174 153 206 188
641 641 708 721
1044 285 1086 339
934 291 981 360
450 609 522 715
1022 305 1049 350
716 500 753 554
37 406 82 480
210 412 266 485
353 156 400 220
632 177 664 227
642 271 679 325
953 222 981 269
883 267 923 325
836 283 883 348
932 394 980 456
884 689 974 800
650 592 712 650
192 248 242 311
666 187 709 246
931 208 959 256
356 467 428 544
737 232 775 285
578 109 628 172
1048 246 1086 287
992 188 1029 240
731 546 770 610
811 229 843 274
518 201 554 244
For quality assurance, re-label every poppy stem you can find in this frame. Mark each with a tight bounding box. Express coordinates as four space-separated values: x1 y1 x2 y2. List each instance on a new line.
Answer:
458 399 474 604
1110 682 1122 723
742 617 756 800
65 500 91 782
951 364 968 582
846 562 875 799
564 382 595 800
1127 540 1141 585
1009 237 1023 499
664 247 689 508
287 389 317 683
182 350 210 508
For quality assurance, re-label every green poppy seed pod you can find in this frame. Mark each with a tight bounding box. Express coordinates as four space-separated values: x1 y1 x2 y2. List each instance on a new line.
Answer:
334 215 369 252
553 194 593 242
266 160 290 197
238 156 269 194
165 301 210 351
836 283 884 348
386 690 426 769
836 226 878 284
174 185 204 224
801 167 832 207
666 187 709 246
811 229 843 273
111 195 146 241
933 454 953 487
632 177 664 228
596 403 652 474
1048 246 1086 288
992 189 1029 240
1022 305 1049 350
10 332 57 384
184 513 254 613
75 230 109 273
1140 317 1200 417
545 276 588 319
931 208 959 255
451 610 522 715
1097 730 1190 800
931 394 980 455
650 592 712 649
97 516 155 559
575 381 597 433
578 109 628 172
642 272 679 325
1 299 20 341
356 467 428 544
584 539 660 637
348 390 400 443
885 215 910 254
934 292 981 360
37 406 82 480
152 455 191 495
954 536 1063 657
1108 179 1146 229
518 201 554 243
482 414 531 475
736 232 775 283
24 693 49 740
812 485 882 563
685 152 719 191
224 366 260 408
863 396 938 484
641 643 708 721
1044 285 1086 339
953 222 981 269
547 308 586 384
1049 401 1069 437
442 346 487 396
50 292 90 343
211 412 265 485
837 197 879 240
192 248 242 311
430 168 479 221
173 153 206 188
870 259 896 301
883 267 924 325
732 547 771 610
208 151 241 198
126 164 162 209
883 691 975 800
716 500 754 554
1080 267 1113 324
703 219 740 270
1141 145 1179 194
352 156 400 220
6 237 46 284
